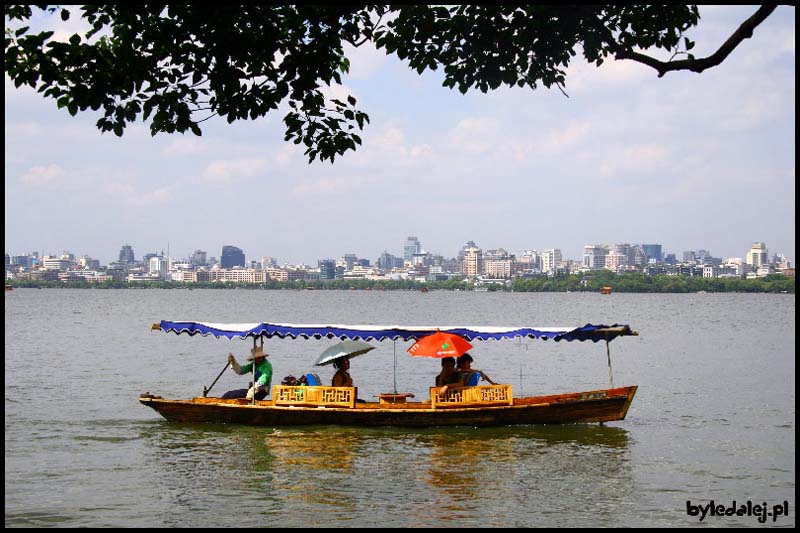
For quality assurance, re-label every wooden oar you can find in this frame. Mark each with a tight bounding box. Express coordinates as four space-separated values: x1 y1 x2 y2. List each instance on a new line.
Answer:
204 361 230 397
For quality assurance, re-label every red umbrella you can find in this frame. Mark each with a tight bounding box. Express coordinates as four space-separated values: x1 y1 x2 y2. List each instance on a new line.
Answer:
407 331 473 358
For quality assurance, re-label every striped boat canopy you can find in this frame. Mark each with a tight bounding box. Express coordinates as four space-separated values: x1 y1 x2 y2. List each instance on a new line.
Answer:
152 321 637 343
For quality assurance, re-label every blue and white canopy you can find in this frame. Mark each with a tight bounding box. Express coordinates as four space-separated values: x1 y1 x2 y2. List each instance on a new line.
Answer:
152 321 636 343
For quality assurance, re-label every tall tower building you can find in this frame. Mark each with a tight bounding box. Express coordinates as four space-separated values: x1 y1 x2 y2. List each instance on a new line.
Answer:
403 236 421 263
641 244 663 263
462 246 483 277
318 259 336 280
118 244 135 264
221 246 245 268
746 242 768 268
191 250 207 267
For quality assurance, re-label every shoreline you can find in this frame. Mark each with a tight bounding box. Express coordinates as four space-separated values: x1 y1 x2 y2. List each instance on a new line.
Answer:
6 277 795 294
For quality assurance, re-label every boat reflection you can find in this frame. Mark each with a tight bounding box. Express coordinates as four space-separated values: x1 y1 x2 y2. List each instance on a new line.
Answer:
260 427 360 513
140 422 633 526
414 425 633 522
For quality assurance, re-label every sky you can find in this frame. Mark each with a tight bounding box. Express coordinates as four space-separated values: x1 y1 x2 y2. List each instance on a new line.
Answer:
4 6 796 266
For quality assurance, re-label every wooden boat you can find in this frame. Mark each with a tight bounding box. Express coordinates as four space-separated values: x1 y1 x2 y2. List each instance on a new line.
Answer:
141 321 638 428
600 286 612 294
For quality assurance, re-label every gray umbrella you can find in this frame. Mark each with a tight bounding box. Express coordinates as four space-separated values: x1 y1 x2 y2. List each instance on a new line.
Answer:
314 340 375 366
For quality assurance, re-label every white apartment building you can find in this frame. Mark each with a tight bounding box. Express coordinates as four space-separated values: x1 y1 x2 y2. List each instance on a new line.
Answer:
171 270 198 282
541 249 562 274
209 268 267 283
42 256 71 270
148 256 169 278
583 245 608 270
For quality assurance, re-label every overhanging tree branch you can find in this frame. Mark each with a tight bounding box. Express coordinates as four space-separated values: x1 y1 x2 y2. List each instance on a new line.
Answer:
613 5 779 77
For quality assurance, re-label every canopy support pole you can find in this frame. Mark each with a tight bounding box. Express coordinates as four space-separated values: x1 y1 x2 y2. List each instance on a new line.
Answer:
392 340 398 396
252 336 258 405
605 337 614 388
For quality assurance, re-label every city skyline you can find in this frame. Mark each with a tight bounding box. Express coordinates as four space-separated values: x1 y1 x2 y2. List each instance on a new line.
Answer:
4 6 795 266
5 237 791 269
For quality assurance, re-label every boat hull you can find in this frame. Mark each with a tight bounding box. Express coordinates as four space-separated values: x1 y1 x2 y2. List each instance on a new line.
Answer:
140 386 637 428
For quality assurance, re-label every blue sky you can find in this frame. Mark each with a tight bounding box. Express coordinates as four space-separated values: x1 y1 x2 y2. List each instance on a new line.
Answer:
4 6 795 265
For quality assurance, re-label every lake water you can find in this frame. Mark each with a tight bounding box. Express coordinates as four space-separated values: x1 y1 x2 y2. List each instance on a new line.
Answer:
4 289 795 527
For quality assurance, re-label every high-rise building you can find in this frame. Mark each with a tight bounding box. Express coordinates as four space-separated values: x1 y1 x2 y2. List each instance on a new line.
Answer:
221 246 245 269
611 243 632 266
583 245 608 270
149 255 168 278
378 251 398 270
458 241 478 263
403 237 421 263
142 252 158 271
191 250 207 267
631 245 648 266
462 246 483 277
343 253 357 271
541 249 562 274
641 244 663 262
318 259 336 280
746 242 769 268
118 244 135 264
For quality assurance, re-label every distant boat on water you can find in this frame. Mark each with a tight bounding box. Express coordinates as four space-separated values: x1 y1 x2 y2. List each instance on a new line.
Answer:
600 286 612 294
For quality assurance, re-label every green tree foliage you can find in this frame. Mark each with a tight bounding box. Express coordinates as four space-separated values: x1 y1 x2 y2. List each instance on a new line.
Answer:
7 273 793 293
5 5 779 163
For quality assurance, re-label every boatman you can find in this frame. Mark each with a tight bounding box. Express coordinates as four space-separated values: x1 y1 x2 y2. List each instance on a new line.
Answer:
228 346 273 400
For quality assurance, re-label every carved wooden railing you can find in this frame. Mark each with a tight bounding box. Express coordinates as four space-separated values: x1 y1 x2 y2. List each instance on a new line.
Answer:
272 385 356 408
430 384 513 409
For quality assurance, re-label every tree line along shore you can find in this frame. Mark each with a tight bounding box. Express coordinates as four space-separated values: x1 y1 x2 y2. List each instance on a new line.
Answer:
7 272 794 293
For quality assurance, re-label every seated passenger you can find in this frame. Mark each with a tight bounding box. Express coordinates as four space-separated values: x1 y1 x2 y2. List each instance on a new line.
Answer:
456 353 497 385
435 356 460 387
331 356 365 403
331 356 354 387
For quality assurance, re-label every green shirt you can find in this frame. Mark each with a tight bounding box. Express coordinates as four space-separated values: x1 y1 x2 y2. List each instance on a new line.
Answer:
239 358 273 390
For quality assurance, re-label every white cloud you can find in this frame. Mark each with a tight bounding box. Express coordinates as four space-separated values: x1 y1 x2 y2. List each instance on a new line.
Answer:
321 83 358 105
290 178 348 197
130 186 171 206
539 121 592 153
499 121 591 162
351 126 434 166
565 53 653 94
5 121 43 137
103 183 134 195
600 144 671 178
200 157 269 183
447 117 500 154
343 42 389 79
103 182 171 206
162 138 211 156
20 164 66 187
